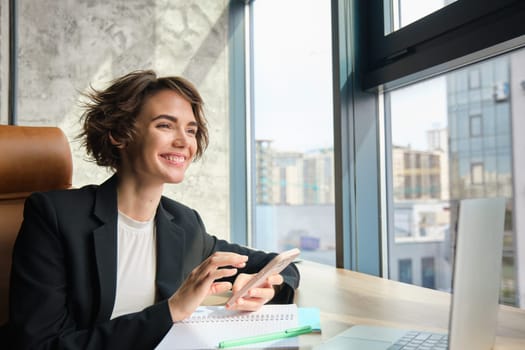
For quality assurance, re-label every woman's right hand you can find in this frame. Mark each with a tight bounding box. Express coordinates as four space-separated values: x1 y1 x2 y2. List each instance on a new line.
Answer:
167 252 248 322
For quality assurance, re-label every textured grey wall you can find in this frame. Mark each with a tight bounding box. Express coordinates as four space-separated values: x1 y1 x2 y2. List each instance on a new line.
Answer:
4 0 231 238
0 0 9 123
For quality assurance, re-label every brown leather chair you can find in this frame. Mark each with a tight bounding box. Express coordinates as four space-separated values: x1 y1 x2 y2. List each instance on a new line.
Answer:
0 124 72 326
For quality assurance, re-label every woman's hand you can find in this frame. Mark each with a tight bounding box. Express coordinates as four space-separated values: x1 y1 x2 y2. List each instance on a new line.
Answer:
168 252 248 322
226 273 284 311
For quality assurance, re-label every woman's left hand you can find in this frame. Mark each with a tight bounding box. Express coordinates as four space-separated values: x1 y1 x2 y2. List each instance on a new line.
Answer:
227 273 284 311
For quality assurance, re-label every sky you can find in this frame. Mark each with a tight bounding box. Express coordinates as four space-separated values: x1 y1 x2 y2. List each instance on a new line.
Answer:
252 0 450 153
390 76 447 150
397 0 453 29
252 0 333 152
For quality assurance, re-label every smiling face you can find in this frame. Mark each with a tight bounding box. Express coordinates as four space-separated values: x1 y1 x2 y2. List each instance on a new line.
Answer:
118 89 198 186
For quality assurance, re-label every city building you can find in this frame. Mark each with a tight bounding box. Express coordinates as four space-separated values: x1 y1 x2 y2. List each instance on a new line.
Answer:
391 146 443 201
446 55 519 305
255 142 334 206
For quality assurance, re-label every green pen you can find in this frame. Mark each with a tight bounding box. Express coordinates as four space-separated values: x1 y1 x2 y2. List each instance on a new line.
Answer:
218 325 313 348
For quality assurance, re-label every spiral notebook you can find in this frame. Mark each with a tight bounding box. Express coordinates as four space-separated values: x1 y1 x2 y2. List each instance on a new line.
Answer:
155 304 299 349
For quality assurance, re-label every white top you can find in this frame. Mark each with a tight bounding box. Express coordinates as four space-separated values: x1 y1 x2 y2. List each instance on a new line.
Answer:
110 211 157 319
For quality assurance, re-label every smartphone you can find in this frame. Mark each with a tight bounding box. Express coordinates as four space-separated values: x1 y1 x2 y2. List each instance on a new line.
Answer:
225 248 300 307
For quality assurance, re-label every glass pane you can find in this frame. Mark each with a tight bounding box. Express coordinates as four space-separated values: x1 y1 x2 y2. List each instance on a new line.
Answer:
386 47 525 307
252 0 335 265
384 0 458 35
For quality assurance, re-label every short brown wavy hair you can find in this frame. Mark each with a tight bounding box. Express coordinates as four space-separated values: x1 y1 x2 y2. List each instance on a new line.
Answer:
79 70 209 171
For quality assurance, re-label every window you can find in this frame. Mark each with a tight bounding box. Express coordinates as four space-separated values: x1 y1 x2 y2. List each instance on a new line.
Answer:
398 259 413 284
329 0 525 308
251 0 334 264
386 48 523 305
468 69 481 89
471 163 484 185
384 0 458 35
421 257 436 289
364 0 525 89
469 114 482 137
418 212 436 237
394 209 411 238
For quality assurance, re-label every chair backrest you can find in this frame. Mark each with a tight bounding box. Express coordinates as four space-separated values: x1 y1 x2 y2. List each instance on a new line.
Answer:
0 124 72 325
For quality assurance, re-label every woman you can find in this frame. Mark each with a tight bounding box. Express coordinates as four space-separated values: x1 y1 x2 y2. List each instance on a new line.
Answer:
8 70 300 349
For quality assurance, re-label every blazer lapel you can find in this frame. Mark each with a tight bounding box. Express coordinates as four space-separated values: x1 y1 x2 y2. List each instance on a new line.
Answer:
155 201 186 300
90 176 187 318
92 175 119 322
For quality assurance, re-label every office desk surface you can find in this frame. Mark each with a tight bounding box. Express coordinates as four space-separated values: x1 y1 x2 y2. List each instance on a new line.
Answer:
295 260 525 349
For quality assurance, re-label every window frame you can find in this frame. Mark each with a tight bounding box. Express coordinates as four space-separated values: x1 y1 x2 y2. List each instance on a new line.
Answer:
362 0 525 90
331 0 525 278
469 114 483 137
332 0 382 274
229 0 251 245
237 0 525 280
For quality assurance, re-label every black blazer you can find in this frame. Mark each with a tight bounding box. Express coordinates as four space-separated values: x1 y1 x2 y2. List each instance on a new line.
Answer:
7 175 300 349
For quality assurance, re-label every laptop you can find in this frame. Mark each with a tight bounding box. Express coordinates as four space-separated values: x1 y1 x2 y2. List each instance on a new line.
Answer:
314 197 506 350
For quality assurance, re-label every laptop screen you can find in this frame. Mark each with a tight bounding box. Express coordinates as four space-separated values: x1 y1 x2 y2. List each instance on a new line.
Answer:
448 197 506 350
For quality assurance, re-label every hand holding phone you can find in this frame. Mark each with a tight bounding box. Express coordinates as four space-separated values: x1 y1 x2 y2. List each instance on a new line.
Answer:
225 248 300 307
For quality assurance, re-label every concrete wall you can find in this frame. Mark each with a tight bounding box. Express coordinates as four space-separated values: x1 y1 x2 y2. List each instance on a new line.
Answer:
0 0 231 239
0 0 9 123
